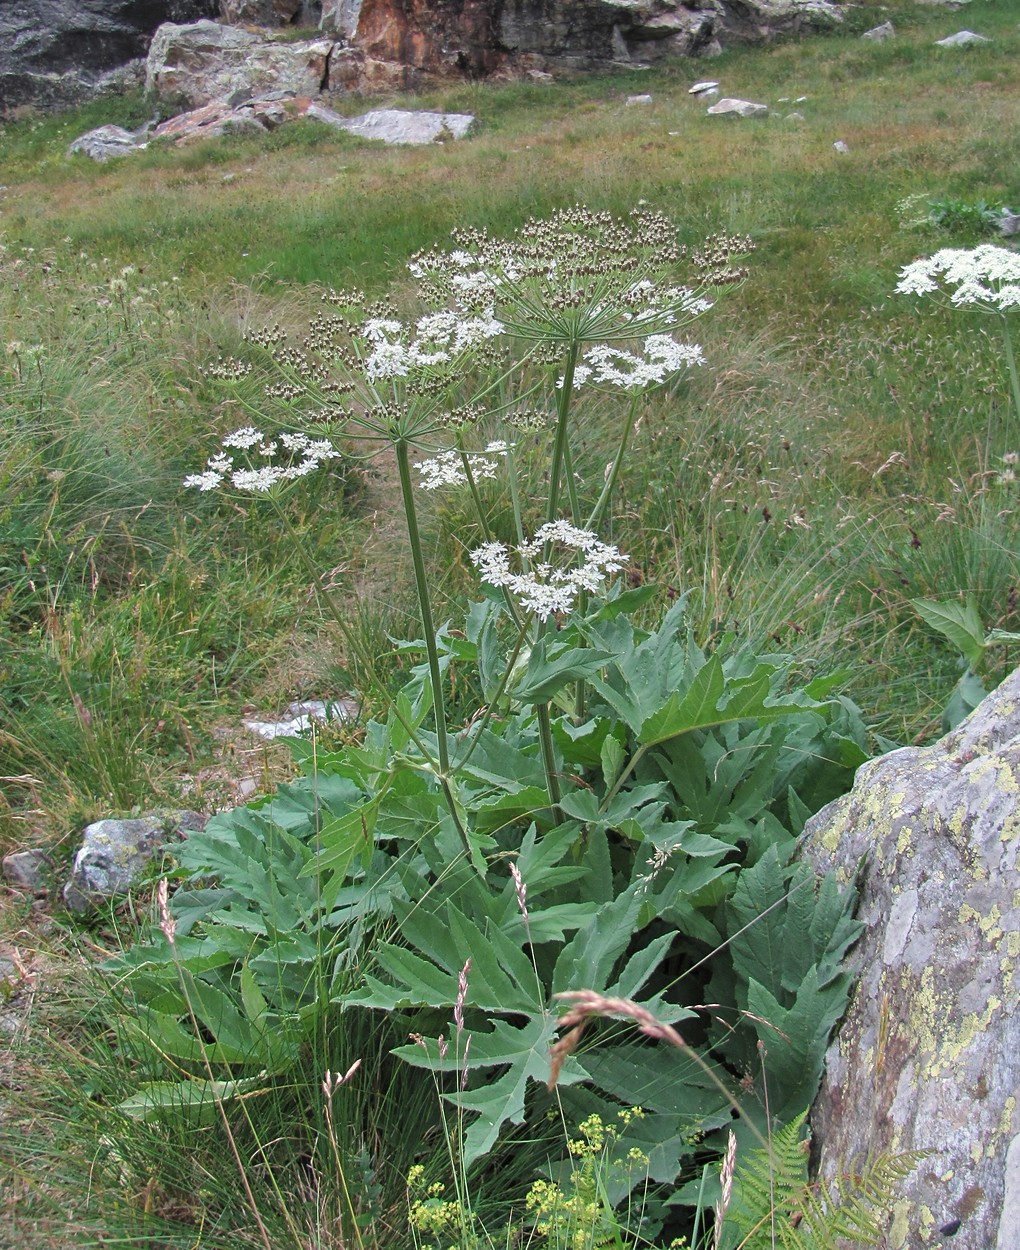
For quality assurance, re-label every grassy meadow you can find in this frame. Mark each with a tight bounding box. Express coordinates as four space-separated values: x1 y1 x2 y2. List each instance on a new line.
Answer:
2 0 1020 1244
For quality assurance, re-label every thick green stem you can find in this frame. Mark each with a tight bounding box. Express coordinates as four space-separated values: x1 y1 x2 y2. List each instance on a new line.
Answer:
1001 313 1020 445
535 701 563 813
393 441 473 854
561 439 582 529
546 342 579 525
393 439 452 777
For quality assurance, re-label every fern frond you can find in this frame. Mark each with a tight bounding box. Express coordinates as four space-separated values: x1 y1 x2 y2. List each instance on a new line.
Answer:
722 1113 925 1250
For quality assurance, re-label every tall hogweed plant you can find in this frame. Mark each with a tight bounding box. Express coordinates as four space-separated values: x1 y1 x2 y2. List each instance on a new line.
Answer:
110 208 870 1246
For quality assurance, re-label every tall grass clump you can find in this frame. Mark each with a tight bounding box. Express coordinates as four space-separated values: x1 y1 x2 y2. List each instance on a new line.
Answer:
0 239 363 845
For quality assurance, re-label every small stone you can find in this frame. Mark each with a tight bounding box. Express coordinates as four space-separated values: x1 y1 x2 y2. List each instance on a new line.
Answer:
785 112 806 122
934 30 990 47
706 97 768 119
861 21 895 41
2 849 49 891
833 139 849 153
626 94 652 106
236 777 259 801
688 80 719 95
999 209 1020 238
62 810 205 914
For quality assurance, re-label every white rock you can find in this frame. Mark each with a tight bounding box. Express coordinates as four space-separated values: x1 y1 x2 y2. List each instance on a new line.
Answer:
67 125 142 161
861 21 895 41
706 97 768 118
626 94 653 105
935 30 991 47
306 104 474 145
242 698 356 740
688 80 719 94
833 139 849 153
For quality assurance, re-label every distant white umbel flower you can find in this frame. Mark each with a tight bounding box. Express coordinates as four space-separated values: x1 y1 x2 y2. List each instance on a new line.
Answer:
471 520 627 620
416 441 510 490
564 334 705 390
895 245 1020 311
184 428 339 493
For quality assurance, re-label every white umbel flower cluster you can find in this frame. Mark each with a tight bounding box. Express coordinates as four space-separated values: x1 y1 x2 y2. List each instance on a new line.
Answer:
416 441 511 490
895 245 1020 310
564 334 706 391
359 311 504 381
183 428 339 493
471 520 627 620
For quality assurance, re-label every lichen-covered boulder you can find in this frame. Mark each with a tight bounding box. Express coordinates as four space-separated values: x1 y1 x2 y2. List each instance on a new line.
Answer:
803 667 1020 1250
63 810 205 913
145 20 334 106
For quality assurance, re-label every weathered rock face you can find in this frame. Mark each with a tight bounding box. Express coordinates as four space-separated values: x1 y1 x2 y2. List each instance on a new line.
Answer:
803 668 1020 1250
145 20 333 105
0 0 217 112
10 0 844 111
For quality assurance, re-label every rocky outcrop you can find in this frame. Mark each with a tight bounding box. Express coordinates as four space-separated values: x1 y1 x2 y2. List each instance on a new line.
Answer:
803 668 1020 1250
0 0 217 112
145 19 333 106
6 0 845 112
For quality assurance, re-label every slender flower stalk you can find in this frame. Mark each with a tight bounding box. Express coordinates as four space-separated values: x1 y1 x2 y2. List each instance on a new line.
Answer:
393 438 450 774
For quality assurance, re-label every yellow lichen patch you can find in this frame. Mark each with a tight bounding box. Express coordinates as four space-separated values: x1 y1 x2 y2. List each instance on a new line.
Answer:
928 995 1003 1079
956 902 1004 943
908 966 948 1063
889 1197 911 1249
971 1140 984 1165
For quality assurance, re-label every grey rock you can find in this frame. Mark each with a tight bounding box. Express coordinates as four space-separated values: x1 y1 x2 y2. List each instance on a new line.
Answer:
63 810 205 913
688 79 719 94
861 20 894 41
67 123 144 160
145 20 334 107
625 93 652 105
1 849 50 891
803 667 1020 1250
832 138 849 152
706 96 768 118
784 110 805 121
306 103 474 145
1000 209 1020 239
0 0 217 113
934 30 991 47
219 0 303 24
